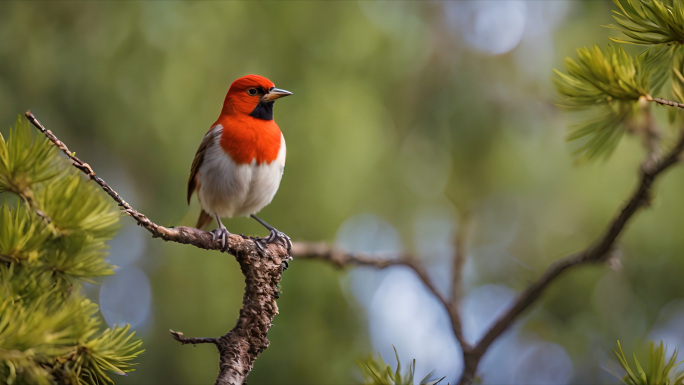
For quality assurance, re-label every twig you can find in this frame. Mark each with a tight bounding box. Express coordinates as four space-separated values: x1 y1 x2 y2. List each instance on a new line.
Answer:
450 213 471 351
170 330 217 345
647 95 684 109
450 215 469 307
25 111 288 385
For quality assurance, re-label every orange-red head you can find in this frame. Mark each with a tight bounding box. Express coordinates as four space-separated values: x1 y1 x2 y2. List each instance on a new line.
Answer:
220 74 292 120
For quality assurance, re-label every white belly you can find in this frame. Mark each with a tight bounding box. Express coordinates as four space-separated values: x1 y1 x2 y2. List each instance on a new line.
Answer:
197 132 286 218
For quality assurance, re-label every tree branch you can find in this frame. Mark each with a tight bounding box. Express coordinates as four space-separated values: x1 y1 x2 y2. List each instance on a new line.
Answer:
170 331 217 346
458 124 684 384
647 95 684 109
25 111 288 385
291 240 472 353
292 125 684 384
450 213 471 351
26 97 684 383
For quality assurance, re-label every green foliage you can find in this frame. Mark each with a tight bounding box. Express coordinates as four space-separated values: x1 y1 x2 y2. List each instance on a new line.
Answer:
554 44 650 109
37 173 120 241
0 117 143 384
554 44 653 159
0 117 63 194
611 0 684 46
359 347 445 385
564 104 632 160
613 340 684 385
554 0 684 160
672 48 684 104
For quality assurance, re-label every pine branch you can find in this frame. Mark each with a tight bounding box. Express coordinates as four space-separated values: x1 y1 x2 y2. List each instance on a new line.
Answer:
648 95 684 109
24 111 289 385
610 0 684 46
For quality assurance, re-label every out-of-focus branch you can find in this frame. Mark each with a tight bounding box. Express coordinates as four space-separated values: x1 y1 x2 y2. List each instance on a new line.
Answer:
450 213 471 350
638 96 661 170
459 121 684 384
291 240 473 353
291 242 449 308
293 123 684 385
25 111 287 385
450 215 469 308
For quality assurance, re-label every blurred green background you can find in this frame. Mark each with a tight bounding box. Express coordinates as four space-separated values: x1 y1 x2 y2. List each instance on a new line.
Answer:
3 1 684 384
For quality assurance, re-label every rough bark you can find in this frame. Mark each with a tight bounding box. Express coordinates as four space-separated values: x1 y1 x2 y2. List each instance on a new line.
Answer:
26 111 288 385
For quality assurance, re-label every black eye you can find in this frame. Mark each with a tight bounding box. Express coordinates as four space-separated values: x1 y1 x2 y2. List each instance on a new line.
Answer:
246 88 258 96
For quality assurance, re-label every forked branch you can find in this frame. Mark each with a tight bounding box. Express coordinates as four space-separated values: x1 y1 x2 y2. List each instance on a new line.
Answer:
25 111 288 385
291 113 684 384
26 102 684 384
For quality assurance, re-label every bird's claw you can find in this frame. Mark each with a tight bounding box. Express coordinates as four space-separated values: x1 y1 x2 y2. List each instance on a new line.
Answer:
266 229 292 253
251 229 292 256
210 227 231 251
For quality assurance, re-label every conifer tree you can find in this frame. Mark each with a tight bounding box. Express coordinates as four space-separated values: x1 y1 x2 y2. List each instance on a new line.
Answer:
0 117 143 384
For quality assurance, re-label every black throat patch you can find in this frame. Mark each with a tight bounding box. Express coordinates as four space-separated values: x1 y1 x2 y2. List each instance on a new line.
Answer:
250 101 275 120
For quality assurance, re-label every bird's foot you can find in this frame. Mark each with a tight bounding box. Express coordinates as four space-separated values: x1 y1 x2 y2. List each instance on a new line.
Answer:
266 228 292 253
252 229 292 255
210 227 231 251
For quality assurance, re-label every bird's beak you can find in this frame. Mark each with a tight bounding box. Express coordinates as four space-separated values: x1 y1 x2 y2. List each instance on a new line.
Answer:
262 88 293 102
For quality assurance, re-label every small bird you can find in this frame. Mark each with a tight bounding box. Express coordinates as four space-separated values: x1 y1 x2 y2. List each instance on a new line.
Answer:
187 74 292 251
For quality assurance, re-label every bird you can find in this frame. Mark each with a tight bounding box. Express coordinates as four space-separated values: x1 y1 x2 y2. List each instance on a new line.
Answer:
187 74 292 252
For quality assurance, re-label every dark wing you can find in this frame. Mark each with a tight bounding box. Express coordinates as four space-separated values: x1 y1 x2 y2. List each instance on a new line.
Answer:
187 126 223 204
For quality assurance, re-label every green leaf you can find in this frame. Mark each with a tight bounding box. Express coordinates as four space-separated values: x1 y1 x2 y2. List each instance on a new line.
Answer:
358 347 445 385
614 340 640 384
0 116 64 195
0 117 143 384
613 340 684 385
609 0 684 46
566 105 631 160
393 346 402 384
671 48 684 105
0 204 51 263
554 44 649 110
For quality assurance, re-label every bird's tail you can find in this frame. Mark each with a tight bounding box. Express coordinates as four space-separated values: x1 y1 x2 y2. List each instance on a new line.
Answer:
196 210 213 230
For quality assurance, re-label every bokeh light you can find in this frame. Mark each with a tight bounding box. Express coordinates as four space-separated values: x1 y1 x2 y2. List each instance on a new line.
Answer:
100 265 152 330
3 1 684 383
446 1 527 55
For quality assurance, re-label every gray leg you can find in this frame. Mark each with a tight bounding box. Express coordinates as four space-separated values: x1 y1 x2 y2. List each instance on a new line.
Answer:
250 214 292 253
210 215 230 250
